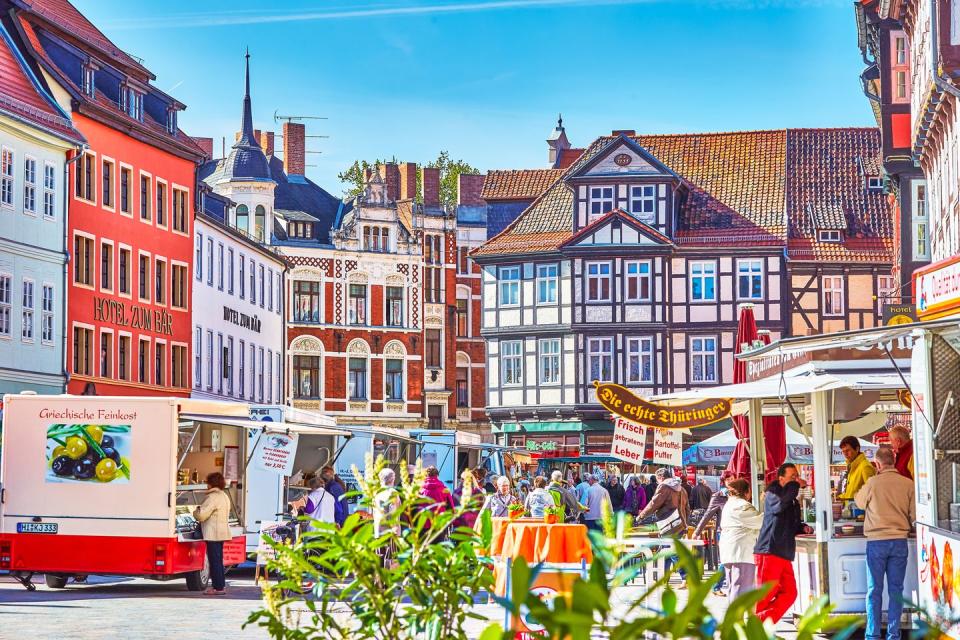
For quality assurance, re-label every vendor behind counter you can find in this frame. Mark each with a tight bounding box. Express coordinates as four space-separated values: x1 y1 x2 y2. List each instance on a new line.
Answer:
836 436 876 501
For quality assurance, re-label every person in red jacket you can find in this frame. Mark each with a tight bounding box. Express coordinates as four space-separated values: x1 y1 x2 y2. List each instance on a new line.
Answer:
419 466 455 533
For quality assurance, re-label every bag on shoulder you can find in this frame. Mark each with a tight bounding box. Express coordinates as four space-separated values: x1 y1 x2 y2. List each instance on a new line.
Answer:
656 509 684 537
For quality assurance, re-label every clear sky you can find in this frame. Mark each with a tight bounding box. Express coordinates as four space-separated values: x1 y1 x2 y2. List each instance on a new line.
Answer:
74 0 873 194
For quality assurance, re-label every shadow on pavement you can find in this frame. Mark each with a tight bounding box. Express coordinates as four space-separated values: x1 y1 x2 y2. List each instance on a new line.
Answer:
0 573 263 604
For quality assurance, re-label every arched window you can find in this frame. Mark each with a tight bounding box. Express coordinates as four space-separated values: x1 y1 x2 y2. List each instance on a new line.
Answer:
235 204 249 233
289 336 323 399
346 339 369 400
254 205 266 242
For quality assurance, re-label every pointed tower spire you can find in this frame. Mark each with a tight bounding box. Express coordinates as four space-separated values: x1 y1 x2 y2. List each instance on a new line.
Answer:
236 47 256 147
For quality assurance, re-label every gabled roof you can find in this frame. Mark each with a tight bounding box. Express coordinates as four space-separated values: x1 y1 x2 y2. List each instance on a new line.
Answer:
0 20 82 143
481 168 562 201
559 209 673 249
569 133 682 180
476 128 891 261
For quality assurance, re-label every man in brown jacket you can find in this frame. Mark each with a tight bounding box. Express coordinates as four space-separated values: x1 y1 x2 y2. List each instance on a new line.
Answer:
854 446 915 640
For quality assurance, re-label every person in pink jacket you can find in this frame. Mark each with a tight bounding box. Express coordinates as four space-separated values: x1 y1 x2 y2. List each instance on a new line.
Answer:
419 466 455 531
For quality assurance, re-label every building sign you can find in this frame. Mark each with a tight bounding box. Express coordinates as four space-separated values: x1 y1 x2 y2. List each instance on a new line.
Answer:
594 381 731 429
223 305 261 333
652 428 683 466
883 303 916 325
915 255 960 319
610 417 647 464
526 440 558 452
744 350 812 383
92 296 173 336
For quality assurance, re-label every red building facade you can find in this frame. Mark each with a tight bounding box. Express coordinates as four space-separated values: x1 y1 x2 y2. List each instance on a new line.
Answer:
13 1 204 396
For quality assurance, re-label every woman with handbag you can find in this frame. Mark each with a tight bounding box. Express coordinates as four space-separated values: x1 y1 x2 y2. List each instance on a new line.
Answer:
193 472 232 596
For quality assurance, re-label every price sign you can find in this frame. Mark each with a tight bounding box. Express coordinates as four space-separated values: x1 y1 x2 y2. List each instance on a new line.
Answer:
252 431 299 475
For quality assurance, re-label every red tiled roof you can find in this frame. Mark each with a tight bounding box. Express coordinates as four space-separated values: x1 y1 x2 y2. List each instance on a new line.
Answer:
20 0 152 79
555 147 585 169
476 128 892 261
0 22 81 142
481 168 562 201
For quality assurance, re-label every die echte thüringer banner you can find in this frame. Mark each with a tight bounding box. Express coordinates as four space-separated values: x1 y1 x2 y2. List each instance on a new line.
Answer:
594 381 731 429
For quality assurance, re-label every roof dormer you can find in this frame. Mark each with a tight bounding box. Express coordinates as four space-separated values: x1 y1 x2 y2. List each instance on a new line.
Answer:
808 203 847 243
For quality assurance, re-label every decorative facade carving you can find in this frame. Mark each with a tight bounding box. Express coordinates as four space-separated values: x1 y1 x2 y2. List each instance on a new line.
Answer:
346 338 370 355
347 271 368 284
289 335 323 354
383 340 407 357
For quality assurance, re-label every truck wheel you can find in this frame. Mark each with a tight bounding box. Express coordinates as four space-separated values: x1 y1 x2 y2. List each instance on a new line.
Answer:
44 574 68 589
186 557 210 591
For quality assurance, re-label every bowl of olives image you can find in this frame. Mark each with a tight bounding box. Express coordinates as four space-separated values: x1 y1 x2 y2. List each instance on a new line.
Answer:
46 424 131 484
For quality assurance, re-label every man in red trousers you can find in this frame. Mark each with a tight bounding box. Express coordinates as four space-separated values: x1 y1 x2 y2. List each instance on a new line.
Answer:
753 463 813 624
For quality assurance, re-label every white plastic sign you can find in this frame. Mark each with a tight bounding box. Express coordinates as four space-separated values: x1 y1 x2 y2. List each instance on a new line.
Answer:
652 428 683 466
252 431 299 475
610 417 646 464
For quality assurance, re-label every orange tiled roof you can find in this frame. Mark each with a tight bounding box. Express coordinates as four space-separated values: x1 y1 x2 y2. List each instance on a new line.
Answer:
476 127 892 263
481 169 562 201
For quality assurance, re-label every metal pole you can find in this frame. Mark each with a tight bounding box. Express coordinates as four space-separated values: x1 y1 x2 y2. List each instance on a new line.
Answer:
810 391 832 543
748 398 765 510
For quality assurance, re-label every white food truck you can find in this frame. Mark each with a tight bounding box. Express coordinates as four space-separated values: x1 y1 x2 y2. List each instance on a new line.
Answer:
0 395 346 590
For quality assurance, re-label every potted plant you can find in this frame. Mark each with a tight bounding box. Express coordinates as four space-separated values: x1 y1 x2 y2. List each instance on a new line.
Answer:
507 502 525 520
543 505 564 525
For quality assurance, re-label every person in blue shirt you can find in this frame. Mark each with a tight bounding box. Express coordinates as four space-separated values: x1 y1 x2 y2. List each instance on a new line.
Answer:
582 474 611 531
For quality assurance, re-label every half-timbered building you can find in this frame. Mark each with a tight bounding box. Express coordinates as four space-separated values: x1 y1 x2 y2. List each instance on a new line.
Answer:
475 127 893 451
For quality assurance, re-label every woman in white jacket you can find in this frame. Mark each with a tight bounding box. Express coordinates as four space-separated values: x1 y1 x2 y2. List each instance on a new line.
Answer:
718 479 764 603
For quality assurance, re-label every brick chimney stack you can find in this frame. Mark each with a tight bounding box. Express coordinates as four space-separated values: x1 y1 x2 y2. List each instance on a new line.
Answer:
261 131 275 156
253 129 262 148
283 122 305 176
379 162 401 202
457 174 485 206
192 137 214 160
398 162 417 200
421 167 440 207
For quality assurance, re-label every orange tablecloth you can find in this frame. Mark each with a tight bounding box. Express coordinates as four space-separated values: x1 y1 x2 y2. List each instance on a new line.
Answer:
490 519 593 595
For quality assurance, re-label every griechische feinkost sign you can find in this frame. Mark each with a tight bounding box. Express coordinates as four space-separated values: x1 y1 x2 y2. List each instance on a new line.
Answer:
594 381 731 429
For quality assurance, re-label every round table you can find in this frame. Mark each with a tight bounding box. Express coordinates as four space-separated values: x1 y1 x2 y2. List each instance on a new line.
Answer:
489 518 593 595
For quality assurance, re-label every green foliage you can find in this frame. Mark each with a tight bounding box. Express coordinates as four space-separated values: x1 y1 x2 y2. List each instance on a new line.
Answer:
483 533 864 640
337 159 385 198
245 455 493 640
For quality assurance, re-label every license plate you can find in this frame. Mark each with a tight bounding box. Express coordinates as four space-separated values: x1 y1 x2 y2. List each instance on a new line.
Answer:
16 522 58 534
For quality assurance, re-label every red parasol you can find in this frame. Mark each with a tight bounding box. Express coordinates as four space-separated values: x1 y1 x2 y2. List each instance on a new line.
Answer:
758 331 786 482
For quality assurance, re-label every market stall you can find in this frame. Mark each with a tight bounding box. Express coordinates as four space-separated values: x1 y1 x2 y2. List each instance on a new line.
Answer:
649 337 916 620
682 428 878 466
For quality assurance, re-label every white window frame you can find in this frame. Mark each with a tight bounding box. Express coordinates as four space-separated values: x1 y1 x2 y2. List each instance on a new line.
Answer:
42 162 56 218
627 336 654 384
586 261 612 302
41 283 54 345
587 337 614 383
21 278 35 342
624 260 651 302
736 259 764 300
822 275 845 317
500 340 523 387
217 242 224 291
538 337 561 385
629 184 656 218
690 336 717 384
0 273 11 337
206 236 214 285
867 176 883 190
23 155 37 215
588 185 614 221
1 147 14 208
227 248 234 294
536 263 558 305
913 180 930 260
689 261 717 302
205 329 214 390
499 266 520 307
818 229 842 243
194 232 203 281
194 326 202 389
877 275 896 314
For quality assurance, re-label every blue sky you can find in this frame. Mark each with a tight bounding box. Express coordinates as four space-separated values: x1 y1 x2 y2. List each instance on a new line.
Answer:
75 0 872 194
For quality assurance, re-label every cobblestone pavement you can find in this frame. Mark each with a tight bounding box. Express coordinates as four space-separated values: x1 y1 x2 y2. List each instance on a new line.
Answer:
0 570 798 639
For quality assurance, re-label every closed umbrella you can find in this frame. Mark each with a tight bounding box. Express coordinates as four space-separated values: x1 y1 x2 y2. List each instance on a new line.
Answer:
726 305 757 479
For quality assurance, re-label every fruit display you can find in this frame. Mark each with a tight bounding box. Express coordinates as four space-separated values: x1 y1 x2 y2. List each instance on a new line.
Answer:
45 424 131 484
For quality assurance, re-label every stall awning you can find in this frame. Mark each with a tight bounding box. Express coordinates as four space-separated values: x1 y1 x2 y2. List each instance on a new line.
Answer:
179 414 349 437
340 425 421 444
493 420 610 434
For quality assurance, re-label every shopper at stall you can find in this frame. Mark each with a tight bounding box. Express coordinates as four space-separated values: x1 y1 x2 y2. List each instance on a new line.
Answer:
838 436 877 500
582 473 612 531
575 475 591 504
549 470 583 522
374 467 402 538
644 473 658 503
479 476 521 518
193 472 231 596
719 479 764 604
605 475 626 513
302 476 337 528
637 468 690 529
854 446 915 640
754 463 812 624
888 425 914 480
690 477 714 511
524 476 558 518
623 475 648 517
320 465 348 527
420 466 456 529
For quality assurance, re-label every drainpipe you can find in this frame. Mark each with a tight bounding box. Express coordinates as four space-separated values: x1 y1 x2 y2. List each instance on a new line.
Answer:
62 145 87 393
931 0 960 100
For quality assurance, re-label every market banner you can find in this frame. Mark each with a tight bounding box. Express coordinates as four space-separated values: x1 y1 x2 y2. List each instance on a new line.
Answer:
251 431 299 475
594 381 731 429
610 417 647 465
652 428 683 466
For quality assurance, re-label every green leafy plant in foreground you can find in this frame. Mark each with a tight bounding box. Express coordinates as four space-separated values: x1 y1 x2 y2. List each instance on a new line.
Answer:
245 455 493 640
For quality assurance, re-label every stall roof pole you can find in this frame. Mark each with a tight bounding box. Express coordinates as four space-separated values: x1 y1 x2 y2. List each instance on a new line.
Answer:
811 390 833 544
748 398 766 511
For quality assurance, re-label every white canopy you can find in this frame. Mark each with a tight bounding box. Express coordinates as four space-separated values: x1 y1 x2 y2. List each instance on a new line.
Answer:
683 428 878 466
179 414 350 437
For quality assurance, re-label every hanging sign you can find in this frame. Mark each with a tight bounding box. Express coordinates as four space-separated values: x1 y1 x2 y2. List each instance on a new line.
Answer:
252 431 299 475
915 255 960 319
652 428 683 466
594 381 731 429
610 417 647 465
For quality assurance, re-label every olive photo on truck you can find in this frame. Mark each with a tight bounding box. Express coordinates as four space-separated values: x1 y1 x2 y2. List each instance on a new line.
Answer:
45 424 131 484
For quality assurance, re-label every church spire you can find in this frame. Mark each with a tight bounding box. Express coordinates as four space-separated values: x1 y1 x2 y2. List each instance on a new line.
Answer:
236 47 256 147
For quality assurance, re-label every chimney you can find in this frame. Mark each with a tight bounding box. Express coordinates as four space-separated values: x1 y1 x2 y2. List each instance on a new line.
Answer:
458 174 484 207
192 137 214 160
283 122 305 176
422 167 440 208
379 162 400 202
253 129 262 148
261 131 275 156
398 162 417 200
612 129 636 137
